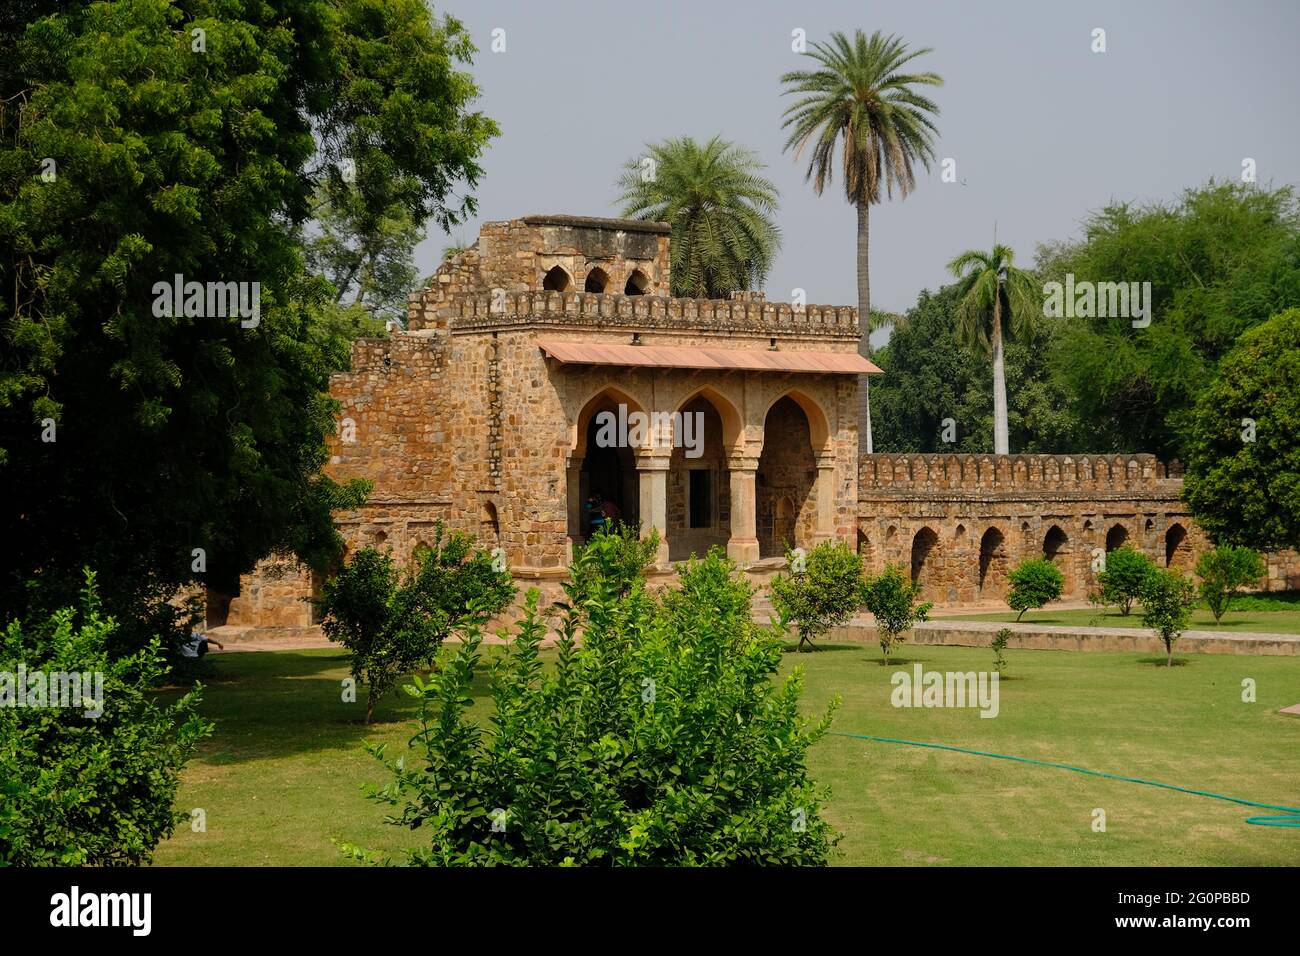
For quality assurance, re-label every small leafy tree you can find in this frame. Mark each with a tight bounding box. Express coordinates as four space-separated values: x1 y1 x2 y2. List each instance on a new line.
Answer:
770 541 866 651
862 563 932 665
991 627 1012 675
1098 545 1157 615
567 522 659 602
1142 569 1198 667
1195 545 1266 623
351 545 839 866
1007 558 1065 621
0 572 212 866
318 524 513 722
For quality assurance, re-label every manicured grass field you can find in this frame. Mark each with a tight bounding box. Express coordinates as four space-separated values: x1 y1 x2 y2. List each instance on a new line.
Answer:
153 642 1300 867
948 606 1300 634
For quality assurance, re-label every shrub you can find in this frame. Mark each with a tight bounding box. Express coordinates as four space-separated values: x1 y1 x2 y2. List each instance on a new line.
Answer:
1098 545 1157 615
1195 545 1266 622
862 563 932 665
1142 569 1198 667
770 540 866 651
0 572 211 866
566 522 659 602
1007 558 1065 621
991 627 1011 675
318 523 513 722
351 545 840 866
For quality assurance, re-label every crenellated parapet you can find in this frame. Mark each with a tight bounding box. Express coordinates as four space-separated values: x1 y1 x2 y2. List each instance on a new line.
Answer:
859 453 1184 499
436 289 859 338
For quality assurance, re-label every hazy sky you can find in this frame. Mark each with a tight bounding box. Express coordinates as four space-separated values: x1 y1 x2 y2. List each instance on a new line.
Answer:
419 0 1300 340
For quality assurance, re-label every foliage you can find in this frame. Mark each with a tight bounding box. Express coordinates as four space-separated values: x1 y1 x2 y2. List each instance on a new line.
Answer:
991 627 1011 675
1098 545 1157 615
770 541 866 651
1194 545 1267 623
318 525 513 722
1141 569 1198 666
0 0 496 646
354 545 840 866
304 186 423 323
0 572 211 866
1043 182 1300 459
861 563 932 664
871 285 1088 453
779 30 942 207
566 523 660 602
1183 309 1300 552
1007 558 1065 621
617 135 780 298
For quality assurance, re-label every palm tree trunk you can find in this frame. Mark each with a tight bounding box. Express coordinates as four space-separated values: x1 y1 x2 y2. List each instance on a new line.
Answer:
856 202 873 454
992 291 1009 454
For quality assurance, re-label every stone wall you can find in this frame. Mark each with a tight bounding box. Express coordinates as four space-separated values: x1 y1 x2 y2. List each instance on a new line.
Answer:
857 452 1299 603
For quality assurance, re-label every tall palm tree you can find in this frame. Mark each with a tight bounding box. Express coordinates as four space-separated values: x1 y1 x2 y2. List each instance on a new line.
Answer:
780 30 942 453
947 244 1040 454
616 135 780 299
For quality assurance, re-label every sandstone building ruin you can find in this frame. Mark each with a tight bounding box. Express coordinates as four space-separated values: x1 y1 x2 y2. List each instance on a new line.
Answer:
215 215 1297 630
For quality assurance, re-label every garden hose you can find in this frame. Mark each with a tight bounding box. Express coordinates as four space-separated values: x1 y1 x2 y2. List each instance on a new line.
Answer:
828 730 1300 828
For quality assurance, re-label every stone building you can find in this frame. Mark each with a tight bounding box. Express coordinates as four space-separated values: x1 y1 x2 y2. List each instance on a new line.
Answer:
214 215 1296 631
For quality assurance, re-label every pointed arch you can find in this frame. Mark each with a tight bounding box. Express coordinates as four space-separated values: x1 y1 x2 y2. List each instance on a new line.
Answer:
583 267 609 293
543 265 572 291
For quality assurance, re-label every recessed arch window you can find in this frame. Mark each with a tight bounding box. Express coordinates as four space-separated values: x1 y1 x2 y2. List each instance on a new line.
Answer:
542 266 572 291
584 268 609 293
624 269 650 295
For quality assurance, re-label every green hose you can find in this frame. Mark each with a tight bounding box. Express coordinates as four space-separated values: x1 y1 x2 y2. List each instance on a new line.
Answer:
828 730 1300 828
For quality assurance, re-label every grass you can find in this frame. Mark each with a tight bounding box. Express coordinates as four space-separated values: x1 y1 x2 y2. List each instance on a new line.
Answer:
152 641 1300 867
947 606 1300 634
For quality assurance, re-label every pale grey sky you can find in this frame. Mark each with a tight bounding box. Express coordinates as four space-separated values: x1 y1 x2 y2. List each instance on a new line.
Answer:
419 0 1300 340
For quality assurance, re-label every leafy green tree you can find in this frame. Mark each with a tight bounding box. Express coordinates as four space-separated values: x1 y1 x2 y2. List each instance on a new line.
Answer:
1183 309 1300 552
1098 545 1157 615
0 0 497 647
991 627 1011 675
1007 558 1065 621
1195 545 1267 623
0 572 211 865
770 541 866 651
304 186 423 324
351 546 840 866
780 29 943 453
862 563 932 664
870 285 1087 453
948 245 1043 454
617 135 781 298
318 526 513 722
1044 182 1300 459
1141 569 1198 667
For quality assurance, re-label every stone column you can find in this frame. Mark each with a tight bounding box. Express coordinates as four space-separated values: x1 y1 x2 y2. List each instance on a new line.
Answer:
565 456 583 562
813 451 837 543
726 455 760 565
636 453 671 566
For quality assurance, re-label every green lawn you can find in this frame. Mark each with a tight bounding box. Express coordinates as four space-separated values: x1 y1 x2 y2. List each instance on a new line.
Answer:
947 606 1300 634
153 643 1300 867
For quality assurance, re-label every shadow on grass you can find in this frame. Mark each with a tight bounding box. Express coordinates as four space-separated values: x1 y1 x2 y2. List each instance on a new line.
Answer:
1135 656 1190 667
152 648 496 767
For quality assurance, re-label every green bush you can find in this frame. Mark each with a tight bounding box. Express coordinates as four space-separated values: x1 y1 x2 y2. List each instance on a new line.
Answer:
770 540 866 651
318 523 513 722
1098 545 1157 615
862 563 932 665
0 572 211 866
991 627 1011 675
352 545 840 866
1007 558 1065 621
1195 545 1266 622
1142 569 1199 667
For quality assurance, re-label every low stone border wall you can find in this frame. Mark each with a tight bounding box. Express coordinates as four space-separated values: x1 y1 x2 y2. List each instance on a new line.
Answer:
827 618 1300 656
